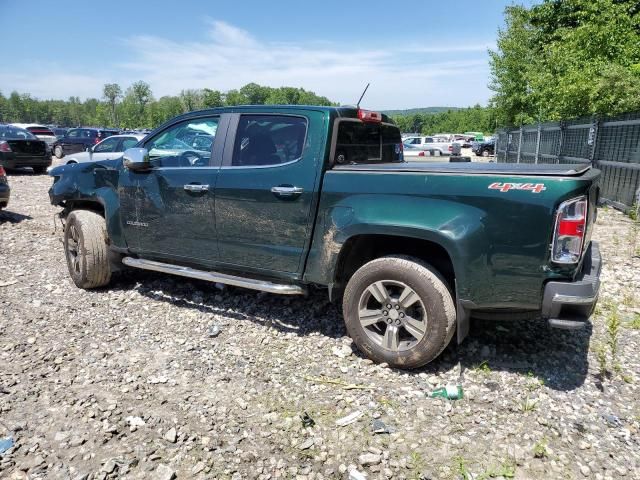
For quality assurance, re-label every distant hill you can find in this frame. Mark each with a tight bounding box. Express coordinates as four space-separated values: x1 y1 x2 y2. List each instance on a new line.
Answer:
382 107 462 116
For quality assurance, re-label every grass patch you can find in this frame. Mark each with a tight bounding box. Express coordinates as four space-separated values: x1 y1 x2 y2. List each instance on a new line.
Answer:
473 360 492 375
628 313 640 330
520 397 538 413
533 438 548 459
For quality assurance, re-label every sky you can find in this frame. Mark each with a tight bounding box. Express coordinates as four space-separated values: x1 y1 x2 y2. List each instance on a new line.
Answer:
0 0 528 110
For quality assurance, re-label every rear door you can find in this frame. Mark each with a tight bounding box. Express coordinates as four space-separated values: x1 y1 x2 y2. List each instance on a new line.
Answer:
214 111 325 277
118 114 227 266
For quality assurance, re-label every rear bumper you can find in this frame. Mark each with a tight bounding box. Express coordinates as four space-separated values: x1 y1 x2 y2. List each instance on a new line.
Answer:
542 241 601 329
1 156 51 169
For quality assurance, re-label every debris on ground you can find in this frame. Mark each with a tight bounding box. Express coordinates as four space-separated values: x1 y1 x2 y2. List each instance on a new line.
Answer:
335 411 363 427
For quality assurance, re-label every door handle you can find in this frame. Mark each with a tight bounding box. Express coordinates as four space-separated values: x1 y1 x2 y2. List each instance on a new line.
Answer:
271 186 304 197
183 184 209 193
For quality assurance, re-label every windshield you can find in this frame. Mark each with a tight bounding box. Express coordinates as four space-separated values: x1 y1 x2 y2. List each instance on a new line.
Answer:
0 126 37 140
335 121 403 164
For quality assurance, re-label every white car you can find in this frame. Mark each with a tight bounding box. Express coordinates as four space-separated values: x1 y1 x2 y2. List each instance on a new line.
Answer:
64 134 144 164
402 144 448 161
10 123 57 153
403 136 454 155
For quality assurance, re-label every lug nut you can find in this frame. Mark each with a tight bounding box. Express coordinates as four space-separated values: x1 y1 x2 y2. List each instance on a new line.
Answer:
382 310 388 316
399 312 405 318
386 304 392 309
395 319 401 325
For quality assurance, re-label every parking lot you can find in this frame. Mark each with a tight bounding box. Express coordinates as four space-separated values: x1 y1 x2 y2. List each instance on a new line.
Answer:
0 170 638 480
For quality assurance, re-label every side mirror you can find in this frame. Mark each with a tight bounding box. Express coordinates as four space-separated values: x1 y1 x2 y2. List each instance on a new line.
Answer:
123 148 152 172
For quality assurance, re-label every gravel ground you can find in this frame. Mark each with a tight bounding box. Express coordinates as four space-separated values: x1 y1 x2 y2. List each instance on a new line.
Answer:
0 170 639 480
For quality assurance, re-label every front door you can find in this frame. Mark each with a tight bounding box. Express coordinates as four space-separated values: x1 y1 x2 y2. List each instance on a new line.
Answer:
214 111 324 276
119 115 226 266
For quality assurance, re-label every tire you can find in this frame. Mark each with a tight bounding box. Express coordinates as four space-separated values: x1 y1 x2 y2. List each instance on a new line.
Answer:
32 166 47 174
54 145 64 159
64 210 112 289
342 255 456 369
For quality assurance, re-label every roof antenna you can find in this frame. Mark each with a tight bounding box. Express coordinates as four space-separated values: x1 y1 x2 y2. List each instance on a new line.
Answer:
356 83 370 108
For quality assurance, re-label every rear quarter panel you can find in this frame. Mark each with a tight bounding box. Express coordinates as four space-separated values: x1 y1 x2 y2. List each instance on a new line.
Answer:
305 169 598 310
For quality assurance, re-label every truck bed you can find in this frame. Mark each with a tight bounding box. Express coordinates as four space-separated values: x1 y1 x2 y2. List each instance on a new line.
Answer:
333 162 592 177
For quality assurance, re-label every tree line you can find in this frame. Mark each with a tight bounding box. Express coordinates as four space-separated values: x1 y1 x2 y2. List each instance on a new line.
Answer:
0 82 335 129
391 105 498 135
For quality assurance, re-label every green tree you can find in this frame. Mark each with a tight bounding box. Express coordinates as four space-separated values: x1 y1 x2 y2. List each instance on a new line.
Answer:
202 89 224 108
490 0 640 125
102 83 122 127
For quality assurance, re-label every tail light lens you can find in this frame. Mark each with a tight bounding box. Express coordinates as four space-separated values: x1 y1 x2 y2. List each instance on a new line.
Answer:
94 137 101 144
0 141 11 153
448 145 453 151
418 151 425 157
0 166 6 177
552 196 588 264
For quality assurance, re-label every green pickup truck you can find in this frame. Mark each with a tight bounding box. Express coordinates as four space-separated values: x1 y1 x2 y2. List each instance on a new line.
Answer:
48 106 602 368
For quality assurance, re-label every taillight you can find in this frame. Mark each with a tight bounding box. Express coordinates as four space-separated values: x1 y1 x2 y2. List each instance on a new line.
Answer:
448 145 453 151
552 196 588 264
0 166 6 177
357 109 382 123
0 141 11 153
418 151 425 157
94 137 101 144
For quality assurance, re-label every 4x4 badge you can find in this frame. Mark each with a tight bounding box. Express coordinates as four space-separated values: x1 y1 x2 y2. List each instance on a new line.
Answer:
488 182 546 193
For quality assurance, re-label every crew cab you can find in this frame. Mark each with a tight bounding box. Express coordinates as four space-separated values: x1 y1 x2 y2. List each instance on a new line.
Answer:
48 106 601 368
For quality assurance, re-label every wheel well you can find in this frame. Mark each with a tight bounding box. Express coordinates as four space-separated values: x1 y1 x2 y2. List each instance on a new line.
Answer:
335 234 455 291
64 201 105 217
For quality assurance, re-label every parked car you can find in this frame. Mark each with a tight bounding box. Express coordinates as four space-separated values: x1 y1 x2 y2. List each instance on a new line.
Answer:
63 134 145 164
403 135 453 155
472 138 495 157
0 125 50 173
402 143 448 160
51 127 69 140
10 124 57 153
0 165 9 209
53 128 120 158
48 105 601 369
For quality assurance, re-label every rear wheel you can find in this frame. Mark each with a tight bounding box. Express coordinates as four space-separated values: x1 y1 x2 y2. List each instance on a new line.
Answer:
64 210 112 289
342 256 456 369
54 145 64 158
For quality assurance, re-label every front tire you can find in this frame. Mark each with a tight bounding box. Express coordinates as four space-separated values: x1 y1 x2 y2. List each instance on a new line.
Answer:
64 210 112 289
342 256 456 369
54 145 64 159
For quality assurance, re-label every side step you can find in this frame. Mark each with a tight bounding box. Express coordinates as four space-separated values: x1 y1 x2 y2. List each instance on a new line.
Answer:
548 318 587 330
122 257 306 295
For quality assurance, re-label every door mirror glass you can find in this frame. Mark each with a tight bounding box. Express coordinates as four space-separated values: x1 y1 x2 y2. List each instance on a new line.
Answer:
123 148 151 172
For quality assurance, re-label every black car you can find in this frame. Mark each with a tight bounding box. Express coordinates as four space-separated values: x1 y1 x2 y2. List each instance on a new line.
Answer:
53 128 119 158
0 125 50 174
472 138 495 157
0 165 9 209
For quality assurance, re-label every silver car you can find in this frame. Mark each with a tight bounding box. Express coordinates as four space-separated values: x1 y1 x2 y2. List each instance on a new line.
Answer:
64 134 144 164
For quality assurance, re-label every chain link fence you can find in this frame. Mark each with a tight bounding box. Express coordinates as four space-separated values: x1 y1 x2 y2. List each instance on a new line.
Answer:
496 112 640 210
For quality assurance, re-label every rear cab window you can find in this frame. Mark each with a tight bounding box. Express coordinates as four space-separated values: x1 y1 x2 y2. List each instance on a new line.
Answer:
334 119 402 165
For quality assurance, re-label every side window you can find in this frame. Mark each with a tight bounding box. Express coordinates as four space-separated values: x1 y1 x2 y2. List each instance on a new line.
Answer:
145 117 218 168
119 137 139 151
93 137 119 153
405 138 419 145
232 115 307 167
67 129 79 138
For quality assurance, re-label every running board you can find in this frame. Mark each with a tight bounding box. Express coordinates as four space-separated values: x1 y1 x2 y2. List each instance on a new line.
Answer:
122 257 306 295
